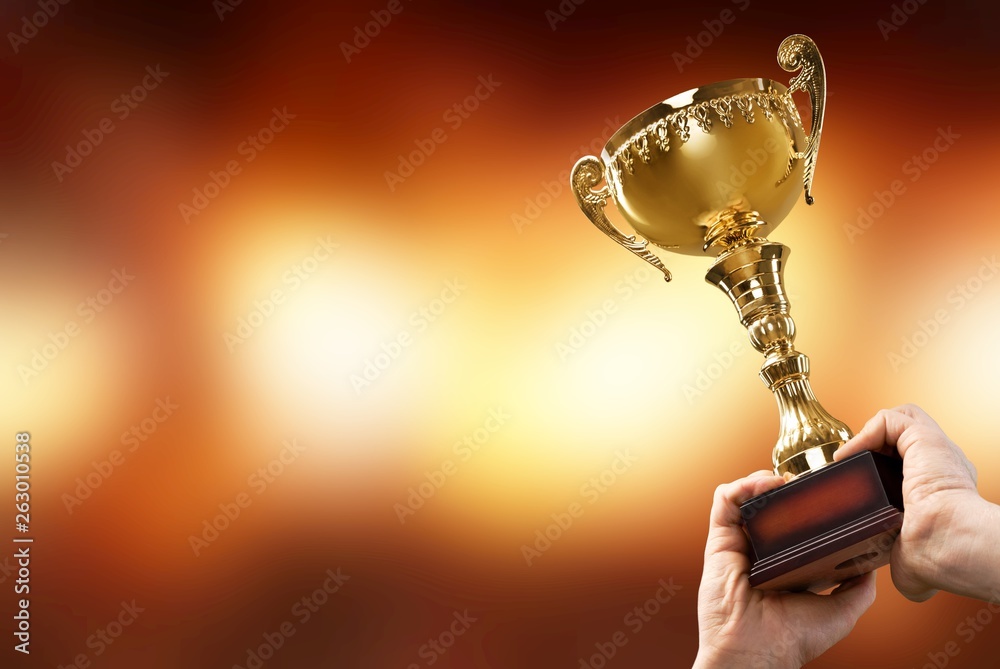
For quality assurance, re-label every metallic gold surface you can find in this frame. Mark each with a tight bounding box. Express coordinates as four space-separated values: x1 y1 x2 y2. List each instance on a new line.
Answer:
571 157 673 281
778 34 826 206
570 34 847 478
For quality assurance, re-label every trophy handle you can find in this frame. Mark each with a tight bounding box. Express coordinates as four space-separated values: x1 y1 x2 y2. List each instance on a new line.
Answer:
570 156 672 281
778 34 826 206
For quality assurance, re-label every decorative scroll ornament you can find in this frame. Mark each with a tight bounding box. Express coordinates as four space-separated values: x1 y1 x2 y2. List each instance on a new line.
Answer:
570 157 672 281
778 34 826 205
606 89 789 187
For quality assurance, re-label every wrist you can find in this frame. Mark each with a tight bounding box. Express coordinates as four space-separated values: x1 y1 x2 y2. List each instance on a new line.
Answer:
694 645 797 669
694 643 740 669
911 490 974 590
692 649 716 669
928 493 1000 599
693 647 732 669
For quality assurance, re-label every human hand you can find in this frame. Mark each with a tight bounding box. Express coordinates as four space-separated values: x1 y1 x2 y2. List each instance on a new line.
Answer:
834 404 997 602
694 472 876 669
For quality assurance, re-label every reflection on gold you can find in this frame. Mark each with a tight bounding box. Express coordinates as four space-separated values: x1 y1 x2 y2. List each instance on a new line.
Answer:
571 35 850 477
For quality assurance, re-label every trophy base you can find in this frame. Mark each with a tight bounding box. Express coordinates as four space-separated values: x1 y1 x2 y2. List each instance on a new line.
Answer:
741 451 904 593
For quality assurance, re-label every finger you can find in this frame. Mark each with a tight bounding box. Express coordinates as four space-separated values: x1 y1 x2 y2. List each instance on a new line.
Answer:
708 475 785 531
891 403 940 430
705 475 785 562
771 571 876 659
830 571 875 596
791 571 876 624
825 571 878 620
834 408 917 461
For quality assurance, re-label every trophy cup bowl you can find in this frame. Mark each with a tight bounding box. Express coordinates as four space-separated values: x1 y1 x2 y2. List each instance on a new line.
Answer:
599 77 807 256
570 35 905 592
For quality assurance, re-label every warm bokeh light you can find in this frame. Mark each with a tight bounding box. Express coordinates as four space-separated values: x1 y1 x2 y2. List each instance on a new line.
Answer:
2 0 1000 667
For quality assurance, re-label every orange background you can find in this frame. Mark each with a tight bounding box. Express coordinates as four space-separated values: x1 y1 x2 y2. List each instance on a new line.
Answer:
2 0 999 667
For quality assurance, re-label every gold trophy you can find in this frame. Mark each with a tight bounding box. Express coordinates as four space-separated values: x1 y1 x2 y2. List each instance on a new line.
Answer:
570 35 903 592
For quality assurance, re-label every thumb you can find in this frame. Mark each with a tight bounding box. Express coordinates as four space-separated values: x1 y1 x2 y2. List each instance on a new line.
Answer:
780 571 877 664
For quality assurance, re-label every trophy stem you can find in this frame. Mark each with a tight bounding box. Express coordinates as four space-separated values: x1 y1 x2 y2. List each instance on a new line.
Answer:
705 236 852 478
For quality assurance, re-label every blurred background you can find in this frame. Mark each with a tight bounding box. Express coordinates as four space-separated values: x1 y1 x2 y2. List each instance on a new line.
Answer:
1 0 999 666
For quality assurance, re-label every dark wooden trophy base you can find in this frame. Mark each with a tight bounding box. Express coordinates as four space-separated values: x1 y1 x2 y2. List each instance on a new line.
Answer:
740 451 904 593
